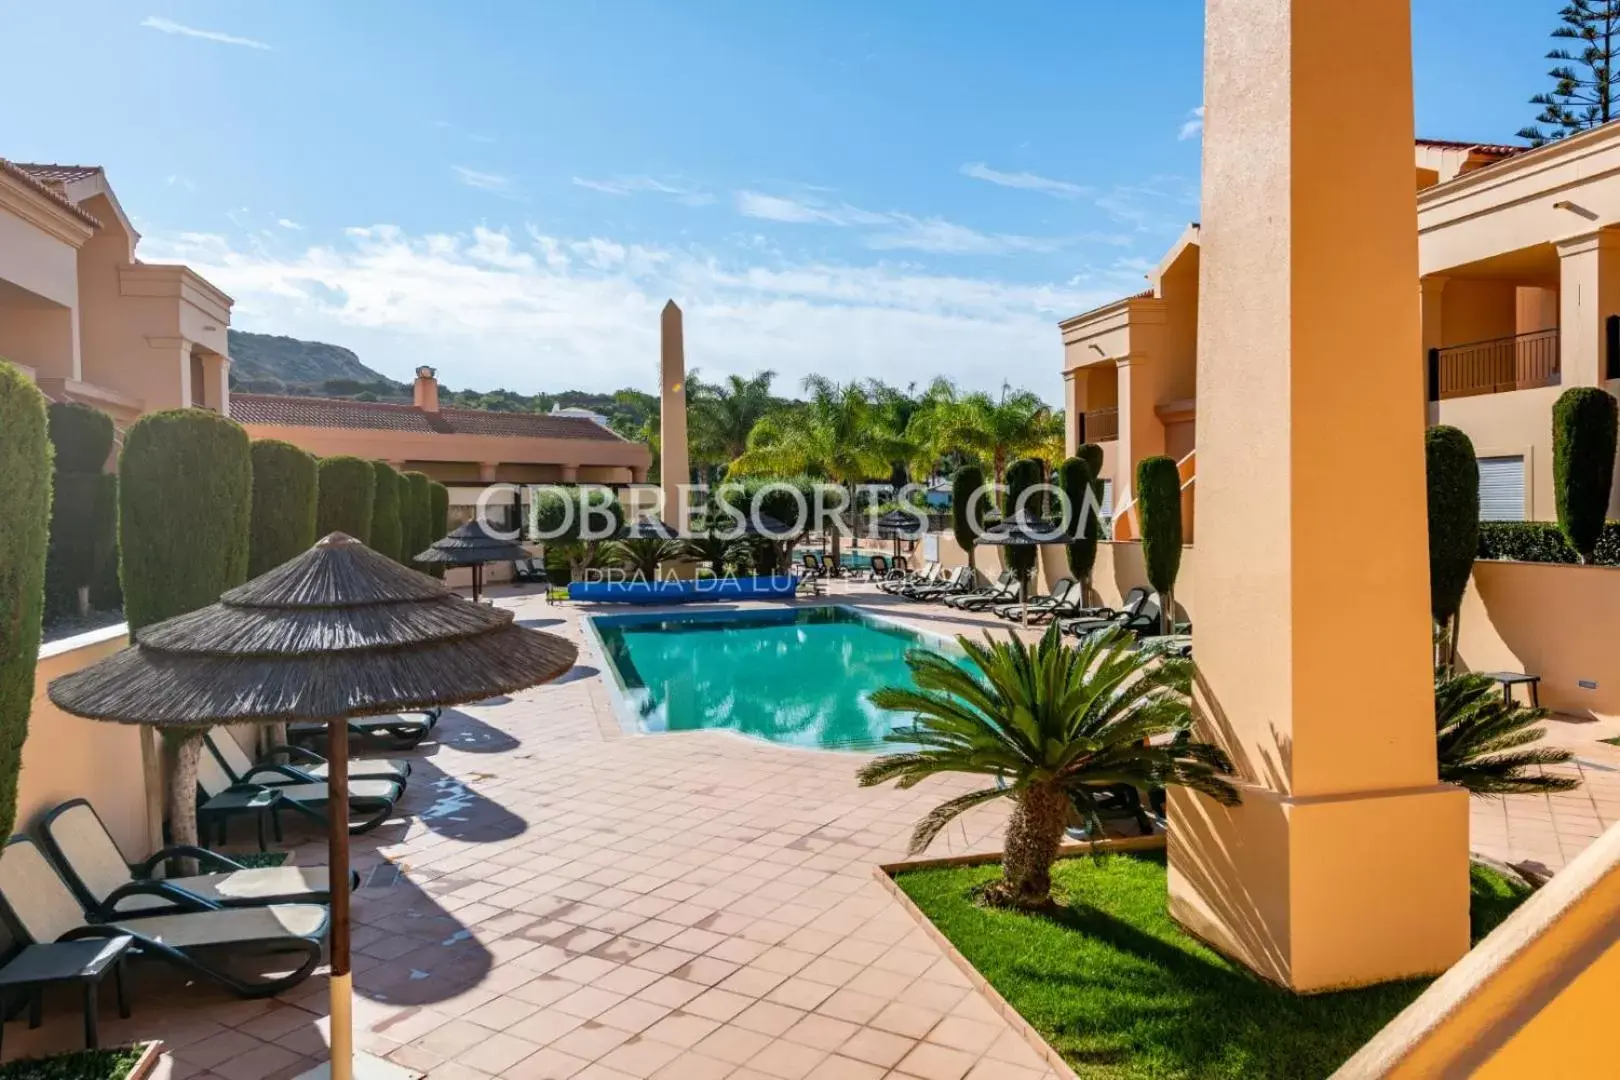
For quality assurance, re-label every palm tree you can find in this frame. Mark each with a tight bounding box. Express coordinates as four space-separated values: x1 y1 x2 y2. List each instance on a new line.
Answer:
731 376 907 568
682 530 751 577
689 371 777 477
859 626 1239 909
602 537 682 581
926 382 1064 485
1436 673 1580 795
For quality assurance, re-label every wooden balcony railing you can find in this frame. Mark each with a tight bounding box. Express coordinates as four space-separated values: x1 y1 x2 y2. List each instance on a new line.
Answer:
1080 405 1119 443
1428 328 1560 401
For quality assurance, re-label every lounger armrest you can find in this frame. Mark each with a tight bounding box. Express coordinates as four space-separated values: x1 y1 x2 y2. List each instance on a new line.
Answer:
261 744 326 766
57 926 136 944
244 763 321 785
101 879 221 913
134 844 247 876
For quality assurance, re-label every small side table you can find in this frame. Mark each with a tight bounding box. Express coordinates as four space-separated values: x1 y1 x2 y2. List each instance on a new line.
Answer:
198 786 284 851
1481 671 1542 708
0 936 132 1052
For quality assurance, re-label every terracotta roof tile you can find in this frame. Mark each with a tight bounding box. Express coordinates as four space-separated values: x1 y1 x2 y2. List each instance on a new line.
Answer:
0 159 101 228
228 393 630 443
1414 137 1525 158
11 163 103 187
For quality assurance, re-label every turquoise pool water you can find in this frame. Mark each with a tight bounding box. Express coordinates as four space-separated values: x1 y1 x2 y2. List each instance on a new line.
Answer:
591 605 956 752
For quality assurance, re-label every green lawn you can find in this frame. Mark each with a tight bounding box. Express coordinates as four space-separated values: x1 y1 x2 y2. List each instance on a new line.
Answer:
897 853 1531 1080
0 1046 147 1080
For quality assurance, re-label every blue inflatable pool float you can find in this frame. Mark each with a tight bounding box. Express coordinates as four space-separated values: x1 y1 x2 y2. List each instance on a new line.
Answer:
568 575 800 604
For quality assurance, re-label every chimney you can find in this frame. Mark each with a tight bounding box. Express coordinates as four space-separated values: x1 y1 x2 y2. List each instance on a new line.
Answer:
413 366 439 412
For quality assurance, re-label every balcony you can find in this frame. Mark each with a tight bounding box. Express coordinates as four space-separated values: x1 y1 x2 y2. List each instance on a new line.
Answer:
1079 405 1120 443
1427 328 1560 401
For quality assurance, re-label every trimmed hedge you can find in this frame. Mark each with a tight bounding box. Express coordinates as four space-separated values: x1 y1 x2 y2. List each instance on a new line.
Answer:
88 474 120 611
0 361 52 845
1076 442 1104 485
427 481 450 578
44 403 115 617
401 471 431 565
369 462 404 563
315 456 375 545
1003 458 1043 591
1552 387 1618 561
1057 455 1099 591
1136 455 1182 631
951 465 985 570
1479 520 1620 566
1426 425 1480 625
120 409 252 633
248 440 318 578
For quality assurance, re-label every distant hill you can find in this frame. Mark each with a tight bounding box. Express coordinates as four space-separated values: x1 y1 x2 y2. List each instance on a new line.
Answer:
226 329 657 439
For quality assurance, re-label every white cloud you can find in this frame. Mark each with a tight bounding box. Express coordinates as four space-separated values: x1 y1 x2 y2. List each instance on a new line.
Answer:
735 191 1077 256
140 16 271 50
277 218 304 231
143 224 1128 400
165 174 195 190
1178 105 1205 141
959 162 1090 199
452 166 515 195
572 176 713 206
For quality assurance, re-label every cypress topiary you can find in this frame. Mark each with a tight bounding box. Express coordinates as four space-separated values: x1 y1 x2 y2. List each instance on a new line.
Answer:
44 402 115 618
1136 455 1182 634
1076 442 1104 484
88 474 120 611
369 462 404 563
951 465 985 572
426 481 450 578
120 409 253 634
1058 456 1100 603
402 471 432 566
119 408 252 854
0 361 52 843
1426 425 1480 671
1552 387 1619 563
315 456 375 545
247 440 318 578
1003 458 1043 599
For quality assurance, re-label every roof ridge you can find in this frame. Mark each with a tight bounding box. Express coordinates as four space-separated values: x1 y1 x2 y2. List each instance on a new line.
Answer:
0 159 101 228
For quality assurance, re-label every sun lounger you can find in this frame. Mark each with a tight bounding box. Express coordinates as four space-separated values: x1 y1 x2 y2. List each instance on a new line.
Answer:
1062 594 1162 642
511 558 548 584
288 707 439 748
994 578 1081 622
947 571 1022 610
213 726 410 789
879 562 936 594
38 800 357 918
901 566 973 600
0 837 326 999
202 732 402 835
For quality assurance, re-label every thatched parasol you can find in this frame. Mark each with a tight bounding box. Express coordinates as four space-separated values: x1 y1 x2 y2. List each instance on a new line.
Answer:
872 508 927 559
414 520 533 602
617 515 681 541
977 510 1066 624
49 533 577 1080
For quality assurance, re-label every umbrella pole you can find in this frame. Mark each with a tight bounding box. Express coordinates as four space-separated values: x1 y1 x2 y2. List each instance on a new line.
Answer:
328 715 354 1080
473 564 482 603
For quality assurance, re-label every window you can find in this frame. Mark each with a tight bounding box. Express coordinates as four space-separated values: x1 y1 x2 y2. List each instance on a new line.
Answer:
1477 456 1525 522
1099 478 1114 522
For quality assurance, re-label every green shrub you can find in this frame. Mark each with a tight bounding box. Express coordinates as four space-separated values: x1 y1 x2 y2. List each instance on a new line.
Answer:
43 403 115 617
1057 455 1099 597
315 456 375 544
46 401 113 473
88 474 120 611
533 486 622 578
1136 455 1182 634
1426 426 1481 636
401 471 431 565
1003 458 1043 596
1076 442 1104 484
120 408 252 633
0 362 52 844
427 481 450 578
951 465 985 571
1552 387 1618 562
369 461 404 563
247 440 318 578
1479 520 1620 565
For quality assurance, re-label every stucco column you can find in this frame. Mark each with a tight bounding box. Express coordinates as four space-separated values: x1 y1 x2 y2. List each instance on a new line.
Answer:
1062 369 1084 457
201 351 229 413
1115 354 1165 503
1169 0 1469 992
660 300 691 528
1556 228 1620 388
477 462 499 483
1419 275 1448 407
144 337 191 411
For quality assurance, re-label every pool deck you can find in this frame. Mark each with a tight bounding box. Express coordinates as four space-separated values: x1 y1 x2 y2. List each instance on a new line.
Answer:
3 580 1610 1079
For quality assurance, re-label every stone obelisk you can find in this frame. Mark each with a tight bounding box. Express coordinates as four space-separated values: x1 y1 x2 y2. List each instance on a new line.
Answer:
659 300 690 530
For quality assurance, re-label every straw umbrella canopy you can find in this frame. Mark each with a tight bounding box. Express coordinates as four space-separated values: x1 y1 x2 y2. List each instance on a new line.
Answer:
976 510 1066 624
873 508 926 560
49 532 577 1080
414 520 532 602
616 515 681 540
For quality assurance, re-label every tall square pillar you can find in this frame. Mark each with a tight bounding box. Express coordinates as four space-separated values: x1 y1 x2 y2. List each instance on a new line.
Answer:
1169 0 1470 992
1062 369 1083 458
1556 228 1620 388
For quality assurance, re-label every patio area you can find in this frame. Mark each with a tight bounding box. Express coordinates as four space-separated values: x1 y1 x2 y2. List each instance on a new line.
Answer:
3 582 1609 1080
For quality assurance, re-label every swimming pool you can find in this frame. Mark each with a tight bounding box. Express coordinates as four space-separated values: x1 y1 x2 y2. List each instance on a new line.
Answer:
589 605 959 752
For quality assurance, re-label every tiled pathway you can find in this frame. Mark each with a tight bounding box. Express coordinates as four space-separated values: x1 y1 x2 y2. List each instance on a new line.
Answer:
5 583 1612 1079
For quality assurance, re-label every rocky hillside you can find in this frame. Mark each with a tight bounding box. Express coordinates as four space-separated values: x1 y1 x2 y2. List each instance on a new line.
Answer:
228 330 391 390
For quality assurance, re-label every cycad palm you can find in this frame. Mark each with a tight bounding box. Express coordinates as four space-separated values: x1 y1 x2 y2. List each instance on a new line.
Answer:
731 376 907 566
859 625 1239 909
1436 673 1579 796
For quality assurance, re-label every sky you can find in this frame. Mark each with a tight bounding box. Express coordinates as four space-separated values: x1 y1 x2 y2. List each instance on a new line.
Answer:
1 1 1561 403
